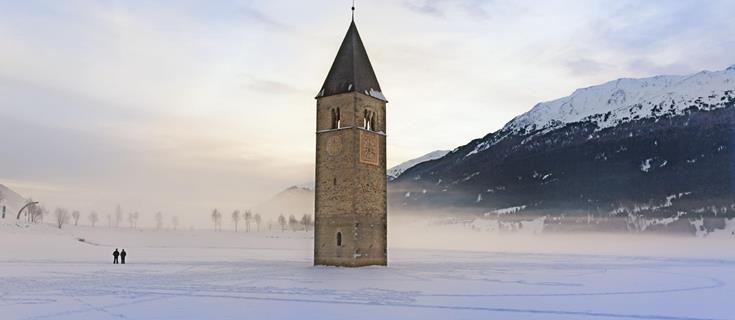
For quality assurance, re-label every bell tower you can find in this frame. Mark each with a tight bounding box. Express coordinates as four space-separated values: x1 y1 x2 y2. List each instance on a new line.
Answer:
314 15 387 267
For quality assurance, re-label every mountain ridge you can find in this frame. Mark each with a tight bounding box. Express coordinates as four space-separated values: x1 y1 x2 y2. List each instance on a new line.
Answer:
388 150 450 181
460 66 734 160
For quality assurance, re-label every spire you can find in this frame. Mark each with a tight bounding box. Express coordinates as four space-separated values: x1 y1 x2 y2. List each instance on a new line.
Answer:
351 0 355 21
316 18 386 101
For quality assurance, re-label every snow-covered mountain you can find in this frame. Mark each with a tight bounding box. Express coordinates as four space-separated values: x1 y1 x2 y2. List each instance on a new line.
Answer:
466 65 735 158
514 65 734 130
388 150 450 180
392 65 735 234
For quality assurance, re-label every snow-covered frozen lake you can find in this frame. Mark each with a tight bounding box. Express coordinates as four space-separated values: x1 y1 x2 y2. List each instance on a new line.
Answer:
1 223 734 320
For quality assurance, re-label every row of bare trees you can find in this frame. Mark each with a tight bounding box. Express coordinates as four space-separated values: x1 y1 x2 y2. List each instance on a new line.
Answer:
67 209 179 230
11 200 82 228
14 203 81 229
30 203 179 230
211 209 263 232
277 213 312 232
10 199 313 233
209 209 312 232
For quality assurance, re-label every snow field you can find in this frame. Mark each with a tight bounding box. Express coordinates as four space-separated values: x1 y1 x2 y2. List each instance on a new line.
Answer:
1 222 734 320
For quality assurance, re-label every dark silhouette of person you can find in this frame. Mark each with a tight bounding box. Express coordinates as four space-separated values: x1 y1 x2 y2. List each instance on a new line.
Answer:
113 249 119 264
120 249 127 264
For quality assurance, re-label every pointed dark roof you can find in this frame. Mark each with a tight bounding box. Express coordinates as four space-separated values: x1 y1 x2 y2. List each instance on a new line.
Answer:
316 21 386 101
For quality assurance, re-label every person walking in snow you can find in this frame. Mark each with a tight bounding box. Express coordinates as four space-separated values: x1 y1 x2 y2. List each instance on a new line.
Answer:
113 249 120 264
120 249 127 264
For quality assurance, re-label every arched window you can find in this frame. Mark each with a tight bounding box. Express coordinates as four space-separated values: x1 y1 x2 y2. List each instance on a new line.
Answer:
363 109 376 131
337 108 341 128
331 108 341 129
362 110 368 129
336 232 342 246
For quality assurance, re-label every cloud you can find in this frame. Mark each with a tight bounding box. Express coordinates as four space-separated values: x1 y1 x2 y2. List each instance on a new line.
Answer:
403 0 446 17
591 1 720 52
402 0 500 19
625 59 693 76
242 75 309 96
532 1 735 81
563 59 614 76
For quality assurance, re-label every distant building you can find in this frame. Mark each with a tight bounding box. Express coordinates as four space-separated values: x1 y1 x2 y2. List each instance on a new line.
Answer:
313 14 388 267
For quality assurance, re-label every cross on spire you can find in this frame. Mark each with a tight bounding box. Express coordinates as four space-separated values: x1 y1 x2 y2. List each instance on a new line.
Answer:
351 0 355 21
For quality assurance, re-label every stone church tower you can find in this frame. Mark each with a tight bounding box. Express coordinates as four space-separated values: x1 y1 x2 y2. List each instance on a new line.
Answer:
314 17 387 267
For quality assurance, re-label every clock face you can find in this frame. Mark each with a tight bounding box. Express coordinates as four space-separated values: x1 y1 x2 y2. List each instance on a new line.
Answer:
359 131 379 166
326 136 342 156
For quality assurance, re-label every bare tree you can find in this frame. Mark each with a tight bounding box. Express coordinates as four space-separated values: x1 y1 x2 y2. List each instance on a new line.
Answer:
22 199 36 222
254 213 262 232
127 212 134 228
211 209 217 230
288 214 298 232
211 209 222 231
155 211 163 230
33 205 45 223
132 212 139 228
71 210 80 226
25 201 44 223
278 214 286 232
231 210 240 232
171 216 179 230
54 208 69 229
244 210 253 232
106 213 112 228
114 205 123 228
301 214 312 232
88 211 99 227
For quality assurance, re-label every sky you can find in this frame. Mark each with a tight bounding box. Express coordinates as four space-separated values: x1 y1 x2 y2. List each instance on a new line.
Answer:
1 0 733 227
